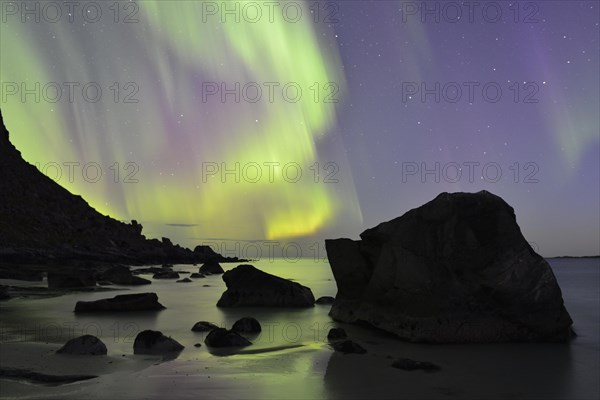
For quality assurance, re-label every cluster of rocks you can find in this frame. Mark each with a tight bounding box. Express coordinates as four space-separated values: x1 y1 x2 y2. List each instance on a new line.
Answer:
54 317 266 357
54 331 184 357
5 262 226 292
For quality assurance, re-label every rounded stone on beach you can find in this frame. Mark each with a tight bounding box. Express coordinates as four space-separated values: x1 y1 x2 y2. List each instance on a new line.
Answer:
56 335 107 355
133 330 184 355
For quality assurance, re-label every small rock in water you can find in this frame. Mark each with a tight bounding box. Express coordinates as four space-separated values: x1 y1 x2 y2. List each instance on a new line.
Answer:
133 330 184 355
391 358 441 372
74 293 165 312
56 335 107 355
176 278 192 283
232 317 261 333
315 296 335 305
191 321 220 332
194 343 202 348
190 273 205 279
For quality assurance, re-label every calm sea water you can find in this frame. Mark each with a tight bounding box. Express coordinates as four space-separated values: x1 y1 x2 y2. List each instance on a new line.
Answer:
0 258 598 399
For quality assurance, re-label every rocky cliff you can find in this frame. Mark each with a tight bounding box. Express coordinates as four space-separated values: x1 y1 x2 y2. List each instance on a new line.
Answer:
0 109 226 265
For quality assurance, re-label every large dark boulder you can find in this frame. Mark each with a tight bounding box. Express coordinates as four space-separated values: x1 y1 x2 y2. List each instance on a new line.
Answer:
325 191 573 343
133 330 184 354
204 328 252 347
199 261 224 275
56 335 107 355
216 265 315 307
74 293 165 312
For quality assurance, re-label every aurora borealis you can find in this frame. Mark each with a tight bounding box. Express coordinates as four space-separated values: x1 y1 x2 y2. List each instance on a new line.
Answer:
1 1 598 256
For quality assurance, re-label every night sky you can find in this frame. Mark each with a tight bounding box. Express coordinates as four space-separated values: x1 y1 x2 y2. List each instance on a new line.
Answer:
1 1 598 257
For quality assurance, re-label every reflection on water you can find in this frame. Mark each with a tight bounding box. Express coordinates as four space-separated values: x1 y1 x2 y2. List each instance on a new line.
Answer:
325 340 575 400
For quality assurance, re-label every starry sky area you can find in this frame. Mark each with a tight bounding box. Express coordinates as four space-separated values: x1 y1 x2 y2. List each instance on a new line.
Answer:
1 1 598 257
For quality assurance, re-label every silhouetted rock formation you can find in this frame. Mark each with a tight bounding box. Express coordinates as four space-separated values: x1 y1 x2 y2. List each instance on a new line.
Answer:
56 335 107 355
74 292 165 312
199 261 224 275
0 109 236 265
216 264 315 307
325 191 573 343
133 330 184 355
